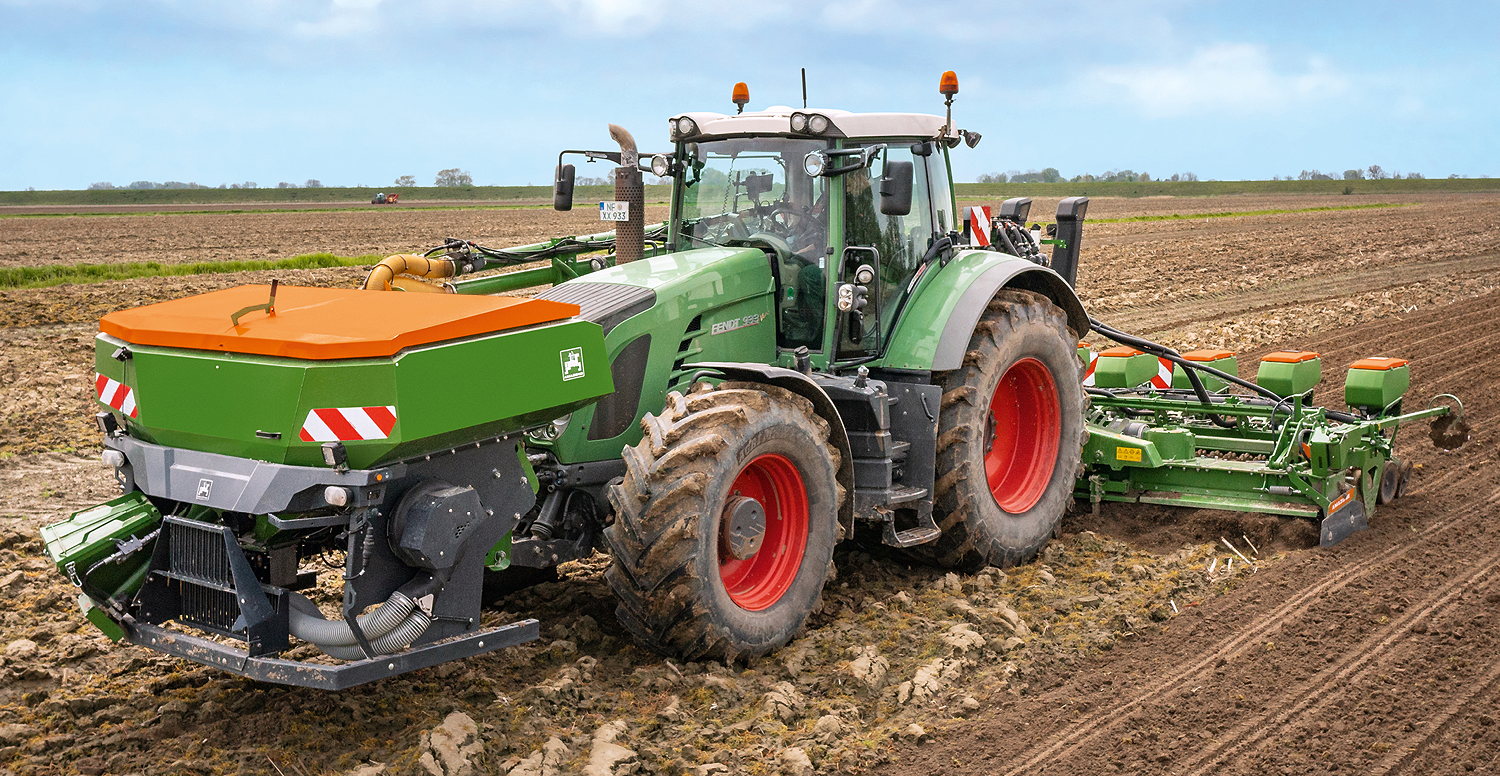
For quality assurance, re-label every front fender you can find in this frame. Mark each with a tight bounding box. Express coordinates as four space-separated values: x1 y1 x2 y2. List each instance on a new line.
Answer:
881 250 1087 372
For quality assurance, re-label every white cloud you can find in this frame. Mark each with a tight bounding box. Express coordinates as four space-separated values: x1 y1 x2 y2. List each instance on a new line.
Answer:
290 0 384 39
1081 43 1348 117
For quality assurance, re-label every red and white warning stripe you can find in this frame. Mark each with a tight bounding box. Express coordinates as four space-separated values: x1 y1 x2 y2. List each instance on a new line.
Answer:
299 406 397 442
968 206 992 247
1149 357 1173 389
94 374 139 418
1082 351 1099 387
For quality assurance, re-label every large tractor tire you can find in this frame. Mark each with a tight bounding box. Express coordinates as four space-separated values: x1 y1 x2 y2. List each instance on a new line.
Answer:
917 289 1085 570
604 382 842 661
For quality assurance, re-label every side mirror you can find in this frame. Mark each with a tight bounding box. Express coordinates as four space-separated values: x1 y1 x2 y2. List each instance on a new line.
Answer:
553 163 576 211
879 161 913 216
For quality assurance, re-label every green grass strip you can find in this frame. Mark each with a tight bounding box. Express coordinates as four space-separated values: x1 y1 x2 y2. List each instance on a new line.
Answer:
0 202 674 219
1091 202 1406 223
952 201 1408 223
0 252 381 290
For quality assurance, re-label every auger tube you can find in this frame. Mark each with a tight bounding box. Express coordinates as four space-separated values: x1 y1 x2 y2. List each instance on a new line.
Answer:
362 253 456 291
317 611 435 660
286 573 442 654
287 591 417 648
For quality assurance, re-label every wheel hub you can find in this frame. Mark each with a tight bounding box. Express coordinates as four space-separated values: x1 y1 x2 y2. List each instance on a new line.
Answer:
717 453 810 611
985 357 1062 514
721 496 767 560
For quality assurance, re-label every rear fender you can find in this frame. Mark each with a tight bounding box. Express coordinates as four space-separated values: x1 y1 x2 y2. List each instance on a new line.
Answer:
882 250 1087 372
681 362 855 540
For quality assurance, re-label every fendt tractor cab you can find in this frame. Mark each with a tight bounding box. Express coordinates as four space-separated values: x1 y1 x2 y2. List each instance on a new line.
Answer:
43 73 1465 688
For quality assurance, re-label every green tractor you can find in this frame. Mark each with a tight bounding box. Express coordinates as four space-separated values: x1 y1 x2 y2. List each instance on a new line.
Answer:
42 73 1466 688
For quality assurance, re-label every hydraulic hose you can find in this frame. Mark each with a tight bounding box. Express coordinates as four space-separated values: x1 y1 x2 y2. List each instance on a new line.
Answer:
1090 317 1271 403
362 254 456 292
1088 317 1361 424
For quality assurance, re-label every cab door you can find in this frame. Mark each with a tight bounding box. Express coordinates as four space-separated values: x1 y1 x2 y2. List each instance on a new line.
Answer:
835 142 939 360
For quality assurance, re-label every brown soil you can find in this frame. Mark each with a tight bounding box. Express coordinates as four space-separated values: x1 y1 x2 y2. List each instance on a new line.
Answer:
880 287 1500 776
1 194 1496 776
0 200 562 215
0 205 671 268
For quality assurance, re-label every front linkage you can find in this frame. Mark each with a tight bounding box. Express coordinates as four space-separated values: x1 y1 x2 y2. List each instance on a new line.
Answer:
44 432 546 690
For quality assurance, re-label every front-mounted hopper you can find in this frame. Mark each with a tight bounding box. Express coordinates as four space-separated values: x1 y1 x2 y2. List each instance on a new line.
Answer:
46 284 614 688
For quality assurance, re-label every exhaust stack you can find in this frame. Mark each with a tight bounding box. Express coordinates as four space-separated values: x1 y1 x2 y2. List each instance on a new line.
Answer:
1052 196 1089 289
609 124 645 264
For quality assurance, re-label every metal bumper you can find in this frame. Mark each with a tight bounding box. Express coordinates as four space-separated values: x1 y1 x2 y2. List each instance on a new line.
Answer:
106 434 402 514
124 618 540 690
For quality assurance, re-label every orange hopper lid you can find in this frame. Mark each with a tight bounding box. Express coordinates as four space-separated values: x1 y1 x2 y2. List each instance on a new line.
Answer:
100 285 580 360
1183 349 1236 361
1261 350 1320 363
1099 346 1144 357
1350 357 1409 370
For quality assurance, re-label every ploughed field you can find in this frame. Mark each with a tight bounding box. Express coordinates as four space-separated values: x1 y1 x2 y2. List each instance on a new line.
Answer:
0 193 1497 775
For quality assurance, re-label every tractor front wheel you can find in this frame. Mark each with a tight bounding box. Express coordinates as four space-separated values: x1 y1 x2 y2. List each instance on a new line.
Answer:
919 289 1085 570
604 383 842 661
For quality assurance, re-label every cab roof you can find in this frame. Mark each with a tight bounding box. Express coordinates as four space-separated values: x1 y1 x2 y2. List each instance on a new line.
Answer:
673 107 959 141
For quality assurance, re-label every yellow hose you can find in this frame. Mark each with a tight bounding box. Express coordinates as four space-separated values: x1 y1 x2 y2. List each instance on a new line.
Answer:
361 254 456 292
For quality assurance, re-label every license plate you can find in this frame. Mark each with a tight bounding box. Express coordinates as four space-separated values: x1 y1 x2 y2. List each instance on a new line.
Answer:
599 201 629 221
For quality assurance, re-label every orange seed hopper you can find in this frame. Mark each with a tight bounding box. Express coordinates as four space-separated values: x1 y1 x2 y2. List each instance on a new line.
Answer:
100 284 580 360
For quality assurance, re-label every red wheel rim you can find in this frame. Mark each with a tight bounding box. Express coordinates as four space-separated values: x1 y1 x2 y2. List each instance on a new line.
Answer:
985 357 1061 513
718 453 809 611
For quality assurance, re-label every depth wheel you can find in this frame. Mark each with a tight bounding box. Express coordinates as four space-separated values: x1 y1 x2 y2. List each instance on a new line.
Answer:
1377 459 1407 504
917 289 1085 570
604 383 842 661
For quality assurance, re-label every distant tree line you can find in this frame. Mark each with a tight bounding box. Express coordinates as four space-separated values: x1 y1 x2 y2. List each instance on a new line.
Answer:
974 165 1470 184
88 179 323 190
1273 165 1431 181
974 169 1200 184
84 167 481 190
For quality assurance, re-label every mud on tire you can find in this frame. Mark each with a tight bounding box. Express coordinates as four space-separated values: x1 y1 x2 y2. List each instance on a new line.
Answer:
916 289 1085 570
604 382 843 661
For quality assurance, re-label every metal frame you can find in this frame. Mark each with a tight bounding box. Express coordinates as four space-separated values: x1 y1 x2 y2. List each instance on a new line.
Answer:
123 619 539 690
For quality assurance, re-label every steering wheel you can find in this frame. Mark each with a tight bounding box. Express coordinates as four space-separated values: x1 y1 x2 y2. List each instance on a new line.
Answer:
725 232 796 265
767 204 815 235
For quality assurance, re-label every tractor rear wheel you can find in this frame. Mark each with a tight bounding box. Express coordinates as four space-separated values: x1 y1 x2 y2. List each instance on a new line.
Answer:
604 382 842 661
918 289 1084 570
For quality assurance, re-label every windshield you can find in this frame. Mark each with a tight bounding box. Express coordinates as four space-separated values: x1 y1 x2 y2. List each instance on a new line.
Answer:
676 138 830 263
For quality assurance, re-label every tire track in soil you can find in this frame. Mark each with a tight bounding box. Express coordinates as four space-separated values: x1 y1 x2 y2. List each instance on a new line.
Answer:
1173 551 1500 776
1371 659 1500 774
985 461 1488 776
1099 252 1500 333
883 286 1500 776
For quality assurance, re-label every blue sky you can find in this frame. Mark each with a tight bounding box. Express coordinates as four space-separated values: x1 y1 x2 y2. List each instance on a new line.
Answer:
1 0 1495 189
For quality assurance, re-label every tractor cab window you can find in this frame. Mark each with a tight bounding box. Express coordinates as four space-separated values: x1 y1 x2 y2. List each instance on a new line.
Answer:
839 143 935 357
677 138 831 349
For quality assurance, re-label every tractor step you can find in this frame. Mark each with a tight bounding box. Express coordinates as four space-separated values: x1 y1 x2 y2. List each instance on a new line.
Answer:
887 485 928 504
881 489 940 548
883 524 941 548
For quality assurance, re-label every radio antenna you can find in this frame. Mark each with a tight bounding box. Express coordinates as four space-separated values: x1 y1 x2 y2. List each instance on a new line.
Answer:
801 68 808 108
